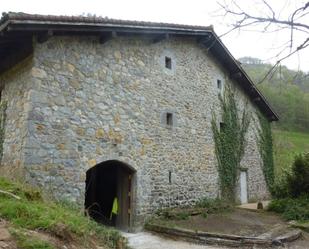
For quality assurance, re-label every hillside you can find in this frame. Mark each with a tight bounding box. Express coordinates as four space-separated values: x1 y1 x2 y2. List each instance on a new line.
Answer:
0 177 125 249
239 57 309 132
273 130 309 177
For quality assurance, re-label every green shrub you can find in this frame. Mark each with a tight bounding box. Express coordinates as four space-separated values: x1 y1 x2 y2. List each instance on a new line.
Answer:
287 153 309 197
268 196 309 221
270 176 290 198
272 153 309 198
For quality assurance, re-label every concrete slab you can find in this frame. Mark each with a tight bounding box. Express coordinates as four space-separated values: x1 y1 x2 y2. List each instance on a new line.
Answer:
122 232 228 249
238 201 270 210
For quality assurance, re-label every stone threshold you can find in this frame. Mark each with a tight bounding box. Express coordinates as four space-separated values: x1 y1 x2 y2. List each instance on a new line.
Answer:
145 223 302 247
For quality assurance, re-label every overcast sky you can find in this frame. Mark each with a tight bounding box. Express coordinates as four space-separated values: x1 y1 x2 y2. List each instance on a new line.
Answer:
1 0 308 72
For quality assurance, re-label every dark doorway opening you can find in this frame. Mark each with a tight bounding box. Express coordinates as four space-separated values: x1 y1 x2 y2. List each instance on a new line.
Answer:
85 160 135 231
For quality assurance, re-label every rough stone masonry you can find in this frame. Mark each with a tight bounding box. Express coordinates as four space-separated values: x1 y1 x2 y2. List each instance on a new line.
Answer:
0 34 269 226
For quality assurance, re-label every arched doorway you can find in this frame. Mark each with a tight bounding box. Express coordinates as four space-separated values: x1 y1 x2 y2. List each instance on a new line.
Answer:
85 160 135 231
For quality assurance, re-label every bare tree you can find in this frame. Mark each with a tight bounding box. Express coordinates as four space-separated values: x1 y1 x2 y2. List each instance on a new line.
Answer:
218 0 309 83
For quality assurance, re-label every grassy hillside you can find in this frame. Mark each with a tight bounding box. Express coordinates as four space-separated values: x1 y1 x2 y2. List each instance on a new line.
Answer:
0 177 124 249
273 129 309 177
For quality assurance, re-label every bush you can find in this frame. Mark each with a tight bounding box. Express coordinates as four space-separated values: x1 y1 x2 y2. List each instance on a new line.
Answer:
272 153 309 198
268 196 309 221
287 153 309 197
271 176 290 198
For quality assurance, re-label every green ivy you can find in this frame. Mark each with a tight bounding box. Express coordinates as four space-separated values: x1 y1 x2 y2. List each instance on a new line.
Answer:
0 101 7 163
211 87 251 201
256 112 274 192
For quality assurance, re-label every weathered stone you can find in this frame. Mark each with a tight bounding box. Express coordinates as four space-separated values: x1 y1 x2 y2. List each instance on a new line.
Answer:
66 62 75 73
31 67 47 78
114 51 121 60
88 159 97 167
76 127 85 136
69 79 81 89
137 60 145 67
36 124 45 132
57 143 65 150
95 128 105 139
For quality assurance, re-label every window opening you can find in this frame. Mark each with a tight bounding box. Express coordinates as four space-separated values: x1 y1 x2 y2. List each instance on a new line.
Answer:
165 56 172 69
217 79 222 90
166 112 173 126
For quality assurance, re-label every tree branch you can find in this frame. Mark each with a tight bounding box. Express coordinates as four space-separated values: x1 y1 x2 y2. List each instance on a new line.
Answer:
257 37 309 83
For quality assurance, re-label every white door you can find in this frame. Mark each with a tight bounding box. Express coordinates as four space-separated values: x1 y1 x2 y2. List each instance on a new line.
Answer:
240 171 248 204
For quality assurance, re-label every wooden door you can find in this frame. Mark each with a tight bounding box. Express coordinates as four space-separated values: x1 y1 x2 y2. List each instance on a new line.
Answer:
116 167 131 231
240 171 248 204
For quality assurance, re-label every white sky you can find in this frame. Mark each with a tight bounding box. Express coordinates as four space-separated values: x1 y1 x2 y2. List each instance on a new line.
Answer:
1 0 308 72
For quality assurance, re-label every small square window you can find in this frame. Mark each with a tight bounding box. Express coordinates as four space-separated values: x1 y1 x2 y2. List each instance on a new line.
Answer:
165 56 172 69
166 112 173 126
217 79 222 90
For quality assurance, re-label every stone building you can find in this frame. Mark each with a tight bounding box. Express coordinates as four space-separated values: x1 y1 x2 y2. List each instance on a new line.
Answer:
0 13 278 231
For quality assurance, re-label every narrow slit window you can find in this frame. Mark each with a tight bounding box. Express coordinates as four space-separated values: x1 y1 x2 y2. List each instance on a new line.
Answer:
165 56 172 69
217 79 222 90
166 112 173 126
168 171 172 184
220 122 225 132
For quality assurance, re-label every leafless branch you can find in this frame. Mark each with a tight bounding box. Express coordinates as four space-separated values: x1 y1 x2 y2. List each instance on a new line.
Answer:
218 0 309 82
257 37 309 83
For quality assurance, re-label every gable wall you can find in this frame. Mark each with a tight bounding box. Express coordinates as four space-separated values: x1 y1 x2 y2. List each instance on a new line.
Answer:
1 35 269 226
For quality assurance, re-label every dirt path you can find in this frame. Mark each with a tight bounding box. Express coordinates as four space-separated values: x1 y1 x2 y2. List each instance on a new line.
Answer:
0 219 16 249
151 208 288 237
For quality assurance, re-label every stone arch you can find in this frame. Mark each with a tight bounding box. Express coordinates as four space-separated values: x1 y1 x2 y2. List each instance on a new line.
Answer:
85 159 136 231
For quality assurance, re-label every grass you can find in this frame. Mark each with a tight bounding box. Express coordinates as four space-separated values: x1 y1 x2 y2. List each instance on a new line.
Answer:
153 197 233 223
0 177 122 249
273 129 309 177
196 197 234 213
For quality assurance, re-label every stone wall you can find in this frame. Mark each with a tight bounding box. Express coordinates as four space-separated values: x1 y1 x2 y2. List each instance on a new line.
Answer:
0 58 33 179
1 35 269 226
